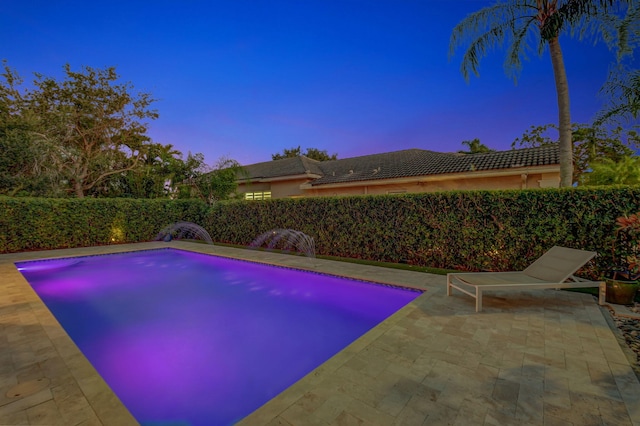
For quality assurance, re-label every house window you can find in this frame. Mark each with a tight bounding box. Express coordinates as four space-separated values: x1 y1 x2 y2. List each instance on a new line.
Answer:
244 191 272 201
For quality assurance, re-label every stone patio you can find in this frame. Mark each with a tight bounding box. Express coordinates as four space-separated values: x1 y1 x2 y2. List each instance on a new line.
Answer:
1 241 639 425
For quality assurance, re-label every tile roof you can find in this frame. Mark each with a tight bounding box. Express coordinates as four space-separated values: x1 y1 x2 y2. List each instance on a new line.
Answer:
239 145 559 186
239 156 324 180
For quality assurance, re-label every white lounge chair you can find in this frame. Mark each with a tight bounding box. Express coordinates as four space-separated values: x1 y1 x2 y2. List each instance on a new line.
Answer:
446 246 606 312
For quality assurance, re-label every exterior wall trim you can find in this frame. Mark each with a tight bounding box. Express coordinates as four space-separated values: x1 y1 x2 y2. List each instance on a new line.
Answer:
238 173 322 184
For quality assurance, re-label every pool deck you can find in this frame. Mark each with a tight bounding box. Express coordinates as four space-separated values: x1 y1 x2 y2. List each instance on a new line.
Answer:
1 241 639 425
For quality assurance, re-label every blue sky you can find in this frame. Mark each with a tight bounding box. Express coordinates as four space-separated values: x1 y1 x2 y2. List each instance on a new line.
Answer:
1 0 631 166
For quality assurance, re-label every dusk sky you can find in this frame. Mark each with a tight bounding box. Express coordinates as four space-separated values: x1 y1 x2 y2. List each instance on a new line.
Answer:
2 1 632 166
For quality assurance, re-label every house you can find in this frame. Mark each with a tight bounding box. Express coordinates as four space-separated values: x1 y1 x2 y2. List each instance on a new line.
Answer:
236 145 560 200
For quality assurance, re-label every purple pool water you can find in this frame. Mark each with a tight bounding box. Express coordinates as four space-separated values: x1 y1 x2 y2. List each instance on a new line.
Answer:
17 248 422 426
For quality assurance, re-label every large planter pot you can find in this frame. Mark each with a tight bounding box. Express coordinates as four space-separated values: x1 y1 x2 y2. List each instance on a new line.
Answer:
605 279 640 305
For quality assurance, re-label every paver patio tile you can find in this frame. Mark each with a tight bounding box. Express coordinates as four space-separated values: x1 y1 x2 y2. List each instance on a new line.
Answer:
543 371 570 392
377 388 412 417
515 384 544 423
544 400 601 424
543 389 572 409
279 392 329 424
264 416 296 426
498 366 523 382
14 363 43 383
597 398 634 426
522 352 554 370
451 397 489 425
391 405 428 426
434 381 468 411
332 378 381 408
491 378 520 413
62 407 103 426
339 398 396 426
484 408 523 426
602 344 634 365
542 412 576 426
332 410 365 426
562 354 590 377
420 402 459 425
0 388 52 418
387 355 429 376
609 362 640 424
587 361 618 386
0 409 29 425
26 398 65 425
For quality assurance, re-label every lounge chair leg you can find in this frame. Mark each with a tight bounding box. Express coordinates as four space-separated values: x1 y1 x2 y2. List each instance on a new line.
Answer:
598 281 606 305
476 288 482 312
446 274 452 296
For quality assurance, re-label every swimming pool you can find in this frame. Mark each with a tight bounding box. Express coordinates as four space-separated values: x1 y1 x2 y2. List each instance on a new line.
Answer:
17 248 422 425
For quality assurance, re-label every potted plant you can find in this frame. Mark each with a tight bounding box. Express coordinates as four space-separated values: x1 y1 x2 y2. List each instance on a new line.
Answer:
606 212 640 305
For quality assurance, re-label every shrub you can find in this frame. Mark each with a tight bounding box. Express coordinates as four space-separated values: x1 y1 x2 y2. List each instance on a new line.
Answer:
0 197 207 253
207 186 640 278
3 187 640 278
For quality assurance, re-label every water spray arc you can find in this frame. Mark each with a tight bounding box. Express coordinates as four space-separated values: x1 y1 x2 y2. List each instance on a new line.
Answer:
249 229 316 258
156 222 214 245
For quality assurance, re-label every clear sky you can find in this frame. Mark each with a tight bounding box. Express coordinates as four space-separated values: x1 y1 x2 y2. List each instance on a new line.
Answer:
1 0 632 166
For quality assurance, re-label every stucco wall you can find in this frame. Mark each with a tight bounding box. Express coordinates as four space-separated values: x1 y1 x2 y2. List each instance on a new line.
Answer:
237 170 561 199
237 178 311 199
304 172 560 198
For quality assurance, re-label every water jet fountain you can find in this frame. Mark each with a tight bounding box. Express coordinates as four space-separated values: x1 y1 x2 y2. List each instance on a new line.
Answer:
249 229 316 258
156 222 214 245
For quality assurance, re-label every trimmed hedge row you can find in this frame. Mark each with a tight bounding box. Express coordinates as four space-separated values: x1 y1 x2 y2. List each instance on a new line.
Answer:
2 187 640 278
206 187 640 277
0 197 207 253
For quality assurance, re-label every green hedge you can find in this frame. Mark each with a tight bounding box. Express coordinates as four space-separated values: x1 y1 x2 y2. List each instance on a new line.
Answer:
207 187 640 278
3 188 640 278
0 197 207 253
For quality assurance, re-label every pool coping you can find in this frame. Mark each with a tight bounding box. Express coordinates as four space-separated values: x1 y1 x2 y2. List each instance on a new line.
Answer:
2 241 640 425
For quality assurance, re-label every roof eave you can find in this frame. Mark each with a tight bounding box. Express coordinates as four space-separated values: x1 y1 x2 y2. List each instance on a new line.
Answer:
238 173 323 184
300 165 559 189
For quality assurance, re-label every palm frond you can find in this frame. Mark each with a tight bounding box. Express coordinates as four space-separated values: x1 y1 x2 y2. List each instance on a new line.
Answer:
460 24 507 79
616 1 640 59
596 66 640 125
555 0 631 44
505 18 538 81
556 0 621 26
449 1 539 81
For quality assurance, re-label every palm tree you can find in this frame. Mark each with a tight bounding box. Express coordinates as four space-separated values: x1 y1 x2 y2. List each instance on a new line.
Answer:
581 156 640 185
450 0 628 187
459 138 495 154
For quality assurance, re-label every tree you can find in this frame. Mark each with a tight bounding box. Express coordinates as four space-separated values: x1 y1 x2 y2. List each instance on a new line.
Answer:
450 0 629 187
458 138 494 154
272 146 302 160
177 156 243 204
134 143 186 198
0 63 158 197
0 64 63 196
272 146 338 161
581 156 640 185
513 123 638 184
90 142 188 198
512 123 558 147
